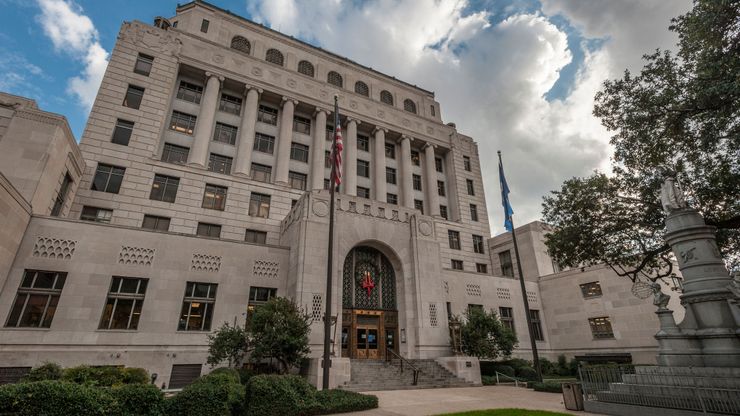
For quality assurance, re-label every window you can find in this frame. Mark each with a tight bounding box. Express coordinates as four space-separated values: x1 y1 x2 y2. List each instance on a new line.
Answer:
133 53 153 76
51 173 73 216
249 193 271 218
357 186 370 199
178 282 217 331
412 174 422 191
470 204 479 222
123 85 144 109
176 81 202 104
324 150 331 168
327 71 343 88
473 235 485 254
387 193 398 205
439 205 448 220
325 125 335 141
466 179 475 196
208 153 233 175
357 160 370 178
589 317 615 339
499 307 514 333
430 105 436 117
476 263 488 273
414 199 424 214
323 179 331 190
411 150 420 166
288 171 307 190
247 287 277 315
213 122 237 145
219 94 242 115
162 143 189 164
250 163 272 183
297 60 314 77
499 250 514 277
142 215 170 231
169 111 197 135
200 19 209 33
202 184 227 211
6 270 66 328
357 135 369 152
530 310 544 341
385 142 395 159
112 119 134 145
380 90 393 105
451 259 463 270
404 99 416 113
580 282 603 298
463 156 471 171
468 304 483 315
257 105 278 125
448 230 461 250
171 21 177 27
293 116 311 135
149 175 180 202
230 36 250 54
99 277 148 330
435 157 443 173
355 81 369 96
169 365 201 390
92 164 125 194
196 222 221 238
80 206 112 223
245 229 267 244
253 133 275 154
446 302 452 322
265 48 284 66
386 167 397 184
437 181 445 196
290 142 309 162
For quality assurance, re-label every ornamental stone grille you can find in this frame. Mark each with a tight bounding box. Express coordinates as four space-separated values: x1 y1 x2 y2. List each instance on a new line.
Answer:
253 260 279 279
497 287 511 300
527 290 537 303
32 237 76 260
466 283 482 297
311 294 323 322
191 254 221 272
429 303 439 327
342 246 396 310
118 246 155 266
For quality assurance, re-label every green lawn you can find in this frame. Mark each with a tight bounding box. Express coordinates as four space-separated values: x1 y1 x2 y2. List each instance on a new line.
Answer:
437 409 572 416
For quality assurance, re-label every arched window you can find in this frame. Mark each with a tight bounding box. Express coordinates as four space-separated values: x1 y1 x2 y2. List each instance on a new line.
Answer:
342 246 396 310
354 81 369 96
380 90 393 105
297 60 314 77
265 48 284 66
403 99 417 114
230 36 250 54
327 71 343 88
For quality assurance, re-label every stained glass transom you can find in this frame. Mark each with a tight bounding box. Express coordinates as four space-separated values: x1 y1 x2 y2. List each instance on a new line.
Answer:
342 246 397 310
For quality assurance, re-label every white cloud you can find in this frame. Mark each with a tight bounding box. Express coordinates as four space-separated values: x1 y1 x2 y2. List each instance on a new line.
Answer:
36 0 109 111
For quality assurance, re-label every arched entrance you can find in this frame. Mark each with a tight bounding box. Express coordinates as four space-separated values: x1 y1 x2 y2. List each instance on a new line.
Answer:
341 246 398 359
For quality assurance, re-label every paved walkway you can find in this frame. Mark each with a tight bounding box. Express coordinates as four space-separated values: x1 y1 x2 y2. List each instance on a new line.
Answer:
337 386 602 416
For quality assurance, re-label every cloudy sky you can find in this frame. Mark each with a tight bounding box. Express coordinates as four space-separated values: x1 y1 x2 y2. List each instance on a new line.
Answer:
0 0 693 235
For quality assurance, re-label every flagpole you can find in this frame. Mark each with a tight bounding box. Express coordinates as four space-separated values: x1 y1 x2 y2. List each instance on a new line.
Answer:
322 95 340 390
497 151 542 382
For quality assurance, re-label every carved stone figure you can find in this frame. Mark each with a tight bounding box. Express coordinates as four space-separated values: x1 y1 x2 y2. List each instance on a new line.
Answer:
651 282 671 311
660 176 688 214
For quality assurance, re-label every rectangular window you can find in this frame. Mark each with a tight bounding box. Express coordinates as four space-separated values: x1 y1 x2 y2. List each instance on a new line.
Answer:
499 250 514 277
169 111 197 135
253 133 275 154
468 304 483 315
430 105 436 117
290 143 310 162
437 180 445 196
411 150 420 166
99 277 148 330
6 270 66 328
580 282 603 298
476 263 488 273
435 157 443 173
448 230 461 250
288 171 307 191
589 316 615 339
196 222 221 238
133 53 154 76
470 204 478 222
293 116 311 135
257 105 278 125
213 122 238 145
466 179 475 196
357 160 370 178
463 156 471 171
178 282 217 331
249 193 271 218
530 310 544 341
208 154 233 175
473 235 485 254
357 186 370 199
412 174 422 191
446 302 452 322
247 286 277 316
451 259 463 270
439 205 448 220
414 199 424 214
325 125 334 141
357 135 369 152
219 94 242 115
51 173 73 216
324 179 330 190
200 19 209 33
111 119 135 145
245 229 267 244
176 81 202 104
161 143 189 164
250 163 272 183
142 215 170 231
123 85 144 109
387 193 398 205
386 167 397 184
80 206 112 223
385 142 395 159
499 307 514 333
202 184 227 211
324 150 331 168
92 164 125 194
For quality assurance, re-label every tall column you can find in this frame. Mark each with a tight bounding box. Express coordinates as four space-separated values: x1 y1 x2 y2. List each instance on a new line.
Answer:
275 96 298 185
424 143 441 217
188 72 223 167
310 108 328 190
344 118 358 196
399 135 414 208
373 127 388 202
233 85 261 177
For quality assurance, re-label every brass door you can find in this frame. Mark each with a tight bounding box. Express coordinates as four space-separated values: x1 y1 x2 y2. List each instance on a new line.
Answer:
355 326 379 359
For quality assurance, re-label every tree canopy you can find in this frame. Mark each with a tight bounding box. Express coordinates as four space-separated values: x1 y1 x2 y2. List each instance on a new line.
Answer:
542 0 739 282
459 308 517 360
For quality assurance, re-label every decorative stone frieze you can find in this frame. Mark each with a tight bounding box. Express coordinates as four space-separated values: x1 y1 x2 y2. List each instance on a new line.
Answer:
253 260 279 279
191 254 221 272
118 246 155 266
466 284 482 297
32 237 76 260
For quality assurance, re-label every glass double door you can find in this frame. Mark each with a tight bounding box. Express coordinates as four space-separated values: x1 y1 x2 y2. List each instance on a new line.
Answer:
342 309 398 359
355 326 379 359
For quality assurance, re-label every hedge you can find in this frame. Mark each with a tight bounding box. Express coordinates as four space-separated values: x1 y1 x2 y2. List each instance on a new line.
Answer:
59 365 149 387
0 380 115 416
111 383 164 416
165 372 245 416
21 362 63 382
516 366 539 381
481 375 496 385
313 389 378 415
531 381 564 393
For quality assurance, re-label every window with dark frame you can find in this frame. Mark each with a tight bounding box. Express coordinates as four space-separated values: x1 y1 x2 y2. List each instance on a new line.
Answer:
463 156 471 171
250 163 272 183
327 71 343 88
387 193 398 205
412 174 422 191
245 229 267 244
468 305 484 316
112 119 134 145
530 309 544 341
386 167 397 184
253 133 275 154
354 81 369 96
451 259 463 270
161 143 189 164
499 307 514 333
257 105 278 125
430 105 436 117
98 277 148 330
448 230 461 250
297 60 314 77
499 250 514 277
196 222 221 238
437 180 445 196
169 111 197 135
288 171 307 190
290 143 310 162
473 235 485 254
265 48 284 66
200 19 209 33
293 116 311 135
51 173 73 217
589 316 615 339
446 302 452 323
466 179 475 196
380 90 394 105
142 215 170 231
208 153 233 175
476 263 488 273
80 206 112 223
414 199 424 214
123 85 144 109
212 122 238 145
435 157 443 172
219 94 242 115
247 286 277 317
249 193 271 218
178 282 217 331
404 99 416 113
176 81 202 104
470 204 478 222
385 142 395 159
580 282 603 298
439 205 448 220
133 53 153 76
357 186 370 199
230 36 251 54
92 164 125 194
357 160 370 178
411 150 420 166
324 150 331 168
357 135 370 152
202 184 227 211
6 270 66 328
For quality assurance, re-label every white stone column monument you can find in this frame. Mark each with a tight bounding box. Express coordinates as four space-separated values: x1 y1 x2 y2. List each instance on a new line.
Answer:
399 135 414 208
275 96 298 185
310 108 328 190
233 85 261 177
188 72 223 167
423 143 441 217
373 127 388 202
344 118 358 196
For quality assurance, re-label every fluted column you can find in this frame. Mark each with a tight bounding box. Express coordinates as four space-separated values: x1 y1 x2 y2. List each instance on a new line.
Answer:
310 108 328 190
275 96 298 185
399 135 414 208
373 127 388 202
188 72 223 167
344 118 358 196
234 85 262 177
424 143 441 217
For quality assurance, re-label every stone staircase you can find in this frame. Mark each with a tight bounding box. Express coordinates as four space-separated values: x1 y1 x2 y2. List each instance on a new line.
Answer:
339 359 478 392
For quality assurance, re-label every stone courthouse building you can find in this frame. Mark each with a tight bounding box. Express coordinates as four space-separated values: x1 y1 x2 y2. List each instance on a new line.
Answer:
0 1 680 389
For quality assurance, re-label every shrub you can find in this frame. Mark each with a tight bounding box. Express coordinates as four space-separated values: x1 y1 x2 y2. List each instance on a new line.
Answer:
61 366 149 387
313 389 378 415
121 367 149 385
516 366 539 381
0 380 115 416
245 374 319 416
207 367 241 384
531 381 564 393
165 372 245 416
237 367 256 385
111 383 164 416
502 358 531 370
481 375 496 385
492 365 515 378
538 358 555 376
22 362 63 382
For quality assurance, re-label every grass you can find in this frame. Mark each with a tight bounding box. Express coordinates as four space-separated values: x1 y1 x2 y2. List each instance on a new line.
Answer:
436 409 572 416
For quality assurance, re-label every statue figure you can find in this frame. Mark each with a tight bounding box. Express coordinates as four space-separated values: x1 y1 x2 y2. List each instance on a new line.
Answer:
660 176 688 214
651 282 671 311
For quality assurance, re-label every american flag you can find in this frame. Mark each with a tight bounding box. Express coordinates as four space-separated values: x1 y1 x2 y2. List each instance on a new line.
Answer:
330 105 343 186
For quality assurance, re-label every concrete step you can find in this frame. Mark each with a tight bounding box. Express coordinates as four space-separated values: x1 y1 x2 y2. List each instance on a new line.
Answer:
346 359 476 391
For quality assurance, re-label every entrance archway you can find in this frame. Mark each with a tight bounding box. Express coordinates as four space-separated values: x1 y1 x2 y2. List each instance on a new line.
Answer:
341 246 398 359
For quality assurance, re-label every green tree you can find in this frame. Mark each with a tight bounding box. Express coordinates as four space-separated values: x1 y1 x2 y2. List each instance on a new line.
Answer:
207 322 249 368
459 308 517 360
543 0 739 281
248 297 311 374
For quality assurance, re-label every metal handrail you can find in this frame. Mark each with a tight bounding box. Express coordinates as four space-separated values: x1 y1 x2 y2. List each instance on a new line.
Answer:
495 371 522 387
385 348 420 385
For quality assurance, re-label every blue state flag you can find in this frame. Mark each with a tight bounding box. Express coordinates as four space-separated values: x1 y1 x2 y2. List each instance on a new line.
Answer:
498 158 514 232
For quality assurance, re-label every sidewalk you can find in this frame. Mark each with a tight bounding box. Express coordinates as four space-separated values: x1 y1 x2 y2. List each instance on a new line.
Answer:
337 385 602 416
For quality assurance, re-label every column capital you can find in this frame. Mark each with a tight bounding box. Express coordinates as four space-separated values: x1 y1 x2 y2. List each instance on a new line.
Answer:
281 96 299 107
423 142 437 150
344 117 359 126
244 84 263 95
204 71 225 82
313 107 330 117
373 126 389 135
398 135 413 144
